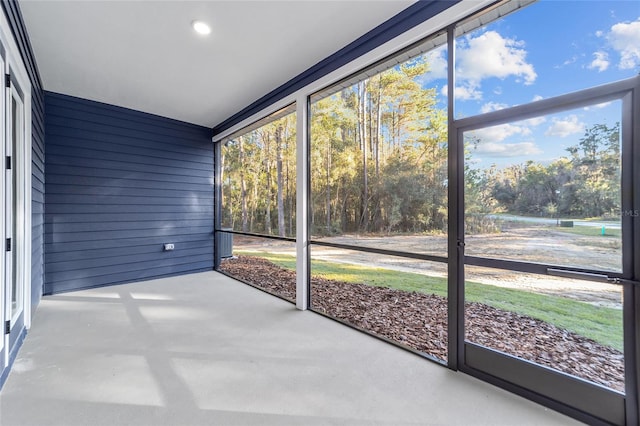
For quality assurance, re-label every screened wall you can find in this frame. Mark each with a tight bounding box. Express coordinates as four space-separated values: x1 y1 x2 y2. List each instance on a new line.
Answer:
214 1 640 424
217 106 297 303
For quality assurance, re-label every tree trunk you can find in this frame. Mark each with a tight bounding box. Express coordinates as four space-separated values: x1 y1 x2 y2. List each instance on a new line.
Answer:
239 138 248 233
375 78 382 178
341 178 350 232
264 132 272 235
325 137 332 233
286 147 293 235
358 81 369 232
275 125 286 237
250 184 257 232
372 78 383 231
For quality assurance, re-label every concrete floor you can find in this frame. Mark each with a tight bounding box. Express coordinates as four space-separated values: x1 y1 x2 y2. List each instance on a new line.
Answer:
0 271 581 425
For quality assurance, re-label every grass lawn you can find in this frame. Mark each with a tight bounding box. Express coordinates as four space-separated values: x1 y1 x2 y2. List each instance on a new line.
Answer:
234 250 623 351
549 225 621 238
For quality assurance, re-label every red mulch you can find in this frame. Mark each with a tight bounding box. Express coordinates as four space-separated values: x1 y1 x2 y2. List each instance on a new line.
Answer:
220 255 625 392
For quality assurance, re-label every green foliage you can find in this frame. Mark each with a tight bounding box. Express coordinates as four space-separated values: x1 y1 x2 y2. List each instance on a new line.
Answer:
481 122 621 219
309 56 448 235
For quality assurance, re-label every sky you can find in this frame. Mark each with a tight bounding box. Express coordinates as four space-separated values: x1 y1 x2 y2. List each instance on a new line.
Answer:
421 0 640 169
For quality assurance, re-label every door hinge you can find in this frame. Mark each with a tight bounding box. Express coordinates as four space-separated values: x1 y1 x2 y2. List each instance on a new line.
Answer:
6 238 11 252
5 156 10 170
4 320 9 335
4 73 9 88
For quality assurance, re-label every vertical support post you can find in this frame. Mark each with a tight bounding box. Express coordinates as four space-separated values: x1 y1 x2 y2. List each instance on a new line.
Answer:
446 24 462 370
295 97 309 310
623 79 640 426
22 86 31 330
213 140 222 270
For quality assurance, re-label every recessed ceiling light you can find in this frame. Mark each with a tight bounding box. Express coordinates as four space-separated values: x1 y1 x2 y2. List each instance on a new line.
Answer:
192 20 211 35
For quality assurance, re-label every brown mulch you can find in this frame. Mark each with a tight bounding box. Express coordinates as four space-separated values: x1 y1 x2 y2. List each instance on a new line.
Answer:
220 255 625 393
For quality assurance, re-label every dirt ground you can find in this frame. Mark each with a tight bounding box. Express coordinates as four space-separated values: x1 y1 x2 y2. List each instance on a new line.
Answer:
232 226 623 309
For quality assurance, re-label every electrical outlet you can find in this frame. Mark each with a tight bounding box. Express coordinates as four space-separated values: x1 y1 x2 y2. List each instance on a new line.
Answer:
163 243 175 251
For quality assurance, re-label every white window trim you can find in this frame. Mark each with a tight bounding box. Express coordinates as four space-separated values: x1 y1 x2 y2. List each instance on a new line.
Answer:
295 97 308 310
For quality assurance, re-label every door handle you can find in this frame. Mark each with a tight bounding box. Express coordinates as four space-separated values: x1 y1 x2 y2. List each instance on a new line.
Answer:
547 268 640 286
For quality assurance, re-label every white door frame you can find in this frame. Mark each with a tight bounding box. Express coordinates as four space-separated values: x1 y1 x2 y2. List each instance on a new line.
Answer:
0 5 32 369
6 81 25 328
0 46 5 370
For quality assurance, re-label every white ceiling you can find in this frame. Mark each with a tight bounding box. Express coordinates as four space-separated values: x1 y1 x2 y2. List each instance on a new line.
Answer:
19 0 415 128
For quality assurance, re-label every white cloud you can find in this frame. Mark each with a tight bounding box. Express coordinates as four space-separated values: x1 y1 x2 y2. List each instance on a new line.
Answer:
556 55 579 69
607 18 640 70
545 115 585 138
473 123 531 144
456 30 537 87
595 30 604 37
523 116 546 127
474 141 542 157
474 105 545 129
583 101 613 111
423 47 448 80
532 95 544 102
587 51 610 72
480 102 508 113
442 83 483 101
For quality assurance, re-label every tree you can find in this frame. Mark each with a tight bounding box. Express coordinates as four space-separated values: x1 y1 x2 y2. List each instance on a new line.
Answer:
569 122 620 217
221 112 297 237
483 122 620 219
239 136 248 232
275 124 285 237
309 52 449 235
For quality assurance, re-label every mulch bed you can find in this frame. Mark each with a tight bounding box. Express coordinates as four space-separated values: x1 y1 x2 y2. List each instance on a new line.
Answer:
220 255 625 393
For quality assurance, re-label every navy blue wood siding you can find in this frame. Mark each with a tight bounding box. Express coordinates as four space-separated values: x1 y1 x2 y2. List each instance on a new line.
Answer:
44 92 213 294
31 83 44 306
1 0 46 310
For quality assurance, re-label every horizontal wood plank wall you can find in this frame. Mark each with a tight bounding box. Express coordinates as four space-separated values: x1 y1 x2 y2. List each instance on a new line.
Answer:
44 92 214 294
31 86 44 304
1 0 46 310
